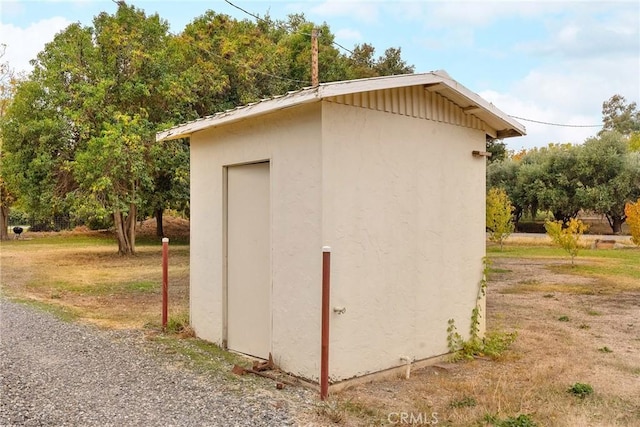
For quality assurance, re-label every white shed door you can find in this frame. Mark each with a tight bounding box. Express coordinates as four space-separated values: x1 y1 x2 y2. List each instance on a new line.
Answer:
226 162 271 358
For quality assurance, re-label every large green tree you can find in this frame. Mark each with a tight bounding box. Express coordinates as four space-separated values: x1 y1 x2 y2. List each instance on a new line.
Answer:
2 3 181 253
577 131 640 233
0 44 16 240
601 94 640 137
487 158 525 224
520 144 583 223
1 3 415 252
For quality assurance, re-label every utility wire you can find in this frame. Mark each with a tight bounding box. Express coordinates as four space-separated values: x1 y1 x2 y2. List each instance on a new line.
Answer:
224 0 357 57
223 0 265 24
331 40 356 56
510 116 603 128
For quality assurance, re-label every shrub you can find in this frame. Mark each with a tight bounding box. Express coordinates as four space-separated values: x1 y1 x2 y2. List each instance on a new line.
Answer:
625 199 640 246
544 218 588 265
486 188 515 250
8 208 29 226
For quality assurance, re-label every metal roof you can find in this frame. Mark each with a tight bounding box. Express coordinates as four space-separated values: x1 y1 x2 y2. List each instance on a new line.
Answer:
156 70 525 142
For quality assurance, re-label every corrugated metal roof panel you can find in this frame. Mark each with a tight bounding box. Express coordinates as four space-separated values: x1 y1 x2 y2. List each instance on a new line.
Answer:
156 71 525 142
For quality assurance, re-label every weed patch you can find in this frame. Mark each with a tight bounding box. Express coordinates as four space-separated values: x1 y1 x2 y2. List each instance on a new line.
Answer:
449 396 477 408
484 413 537 427
447 319 517 361
568 382 594 398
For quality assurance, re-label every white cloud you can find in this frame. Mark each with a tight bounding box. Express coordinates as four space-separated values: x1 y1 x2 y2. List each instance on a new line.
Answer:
0 1 25 18
334 27 362 42
521 9 639 60
481 51 639 151
411 0 564 30
0 17 72 74
481 88 601 151
309 1 380 24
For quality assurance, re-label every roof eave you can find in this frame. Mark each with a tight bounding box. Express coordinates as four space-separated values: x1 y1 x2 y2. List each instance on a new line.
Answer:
156 89 321 142
156 71 526 142
428 72 526 138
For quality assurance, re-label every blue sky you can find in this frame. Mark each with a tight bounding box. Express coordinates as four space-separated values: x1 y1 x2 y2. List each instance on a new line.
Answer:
1 0 639 150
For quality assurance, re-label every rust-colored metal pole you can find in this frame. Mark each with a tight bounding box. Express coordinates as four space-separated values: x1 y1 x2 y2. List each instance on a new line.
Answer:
320 246 331 400
162 237 169 331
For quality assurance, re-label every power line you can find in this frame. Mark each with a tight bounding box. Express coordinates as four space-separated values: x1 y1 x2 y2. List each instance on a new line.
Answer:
224 0 357 56
224 0 266 24
331 39 355 56
510 116 602 128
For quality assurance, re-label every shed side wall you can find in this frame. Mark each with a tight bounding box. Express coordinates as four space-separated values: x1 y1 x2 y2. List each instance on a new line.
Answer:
321 100 486 381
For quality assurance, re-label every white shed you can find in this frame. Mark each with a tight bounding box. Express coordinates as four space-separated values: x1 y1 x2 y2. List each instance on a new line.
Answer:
156 71 525 386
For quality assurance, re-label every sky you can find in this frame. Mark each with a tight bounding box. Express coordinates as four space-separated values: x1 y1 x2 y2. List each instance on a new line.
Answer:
1 0 638 151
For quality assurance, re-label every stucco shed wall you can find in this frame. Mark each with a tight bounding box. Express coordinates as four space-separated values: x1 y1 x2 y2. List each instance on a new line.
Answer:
320 101 486 380
189 102 323 379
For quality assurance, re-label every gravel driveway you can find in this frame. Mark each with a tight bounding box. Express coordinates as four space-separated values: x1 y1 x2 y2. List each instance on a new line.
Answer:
0 300 311 426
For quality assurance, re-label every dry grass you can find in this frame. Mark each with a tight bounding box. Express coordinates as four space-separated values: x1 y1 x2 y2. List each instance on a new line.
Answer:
303 246 640 426
0 219 190 330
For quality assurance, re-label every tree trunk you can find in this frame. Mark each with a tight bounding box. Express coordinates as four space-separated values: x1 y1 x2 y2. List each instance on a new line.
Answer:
126 203 136 255
606 213 625 235
0 205 9 241
155 208 164 237
553 211 579 226
113 208 136 256
513 206 523 228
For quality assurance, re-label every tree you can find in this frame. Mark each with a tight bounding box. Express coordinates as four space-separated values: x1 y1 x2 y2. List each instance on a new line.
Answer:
486 138 507 163
487 158 527 224
2 3 181 253
145 138 190 237
2 3 416 249
545 218 588 266
0 44 16 240
629 132 640 152
486 188 514 250
74 113 152 254
373 47 415 76
576 131 640 234
601 94 640 137
625 199 640 246
1 76 74 229
521 144 582 223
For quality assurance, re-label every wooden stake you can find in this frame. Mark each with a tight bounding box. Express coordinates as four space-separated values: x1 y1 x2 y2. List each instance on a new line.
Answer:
311 28 319 87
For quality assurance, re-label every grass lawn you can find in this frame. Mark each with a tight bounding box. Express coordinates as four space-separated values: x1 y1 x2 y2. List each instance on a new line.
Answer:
1 232 639 426
0 231 190 329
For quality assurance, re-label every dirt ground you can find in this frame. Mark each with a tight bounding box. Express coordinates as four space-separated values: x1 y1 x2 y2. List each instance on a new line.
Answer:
3 219 638 426
303 256 640 426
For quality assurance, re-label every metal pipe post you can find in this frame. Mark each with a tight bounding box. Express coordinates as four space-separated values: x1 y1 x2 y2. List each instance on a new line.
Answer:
162 237 169 331
320 246 331 400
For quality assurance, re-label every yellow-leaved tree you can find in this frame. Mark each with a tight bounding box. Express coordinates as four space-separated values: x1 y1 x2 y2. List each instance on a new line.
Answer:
486 187 514 250
545 218 588 265
624 199 640 246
